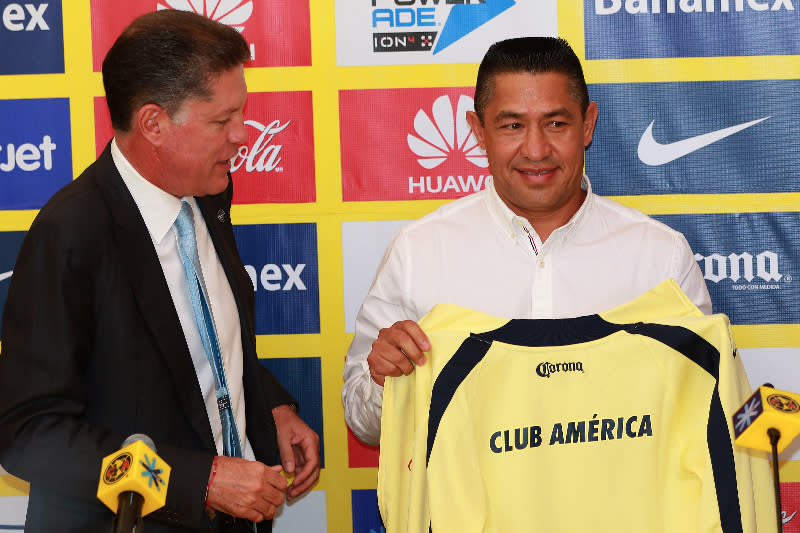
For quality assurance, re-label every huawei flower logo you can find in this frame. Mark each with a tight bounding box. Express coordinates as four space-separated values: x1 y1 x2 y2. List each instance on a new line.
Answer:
407 95 488 170
157 0 253 32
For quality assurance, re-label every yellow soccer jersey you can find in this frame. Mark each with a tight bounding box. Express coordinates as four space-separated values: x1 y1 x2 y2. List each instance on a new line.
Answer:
378 280 775 533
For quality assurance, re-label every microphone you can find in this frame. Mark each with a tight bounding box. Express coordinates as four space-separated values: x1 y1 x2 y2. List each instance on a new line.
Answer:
733 383 800 454
733 383 800 533
97 434 171 533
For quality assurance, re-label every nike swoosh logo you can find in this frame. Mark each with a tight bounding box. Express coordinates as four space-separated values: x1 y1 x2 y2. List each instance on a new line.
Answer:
638 116 771 166
0 270 12 282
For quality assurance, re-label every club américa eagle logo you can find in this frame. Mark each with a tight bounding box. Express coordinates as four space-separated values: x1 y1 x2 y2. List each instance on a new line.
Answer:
767 393 800 414
103 452 133 484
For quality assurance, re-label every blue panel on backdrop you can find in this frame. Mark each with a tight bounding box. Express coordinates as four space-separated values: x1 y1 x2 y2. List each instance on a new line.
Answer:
0 231 26 341
584 0 800 59
233 223 320 334
0 98 72 209
0 0 64 74
352 489 385 533
654 212 799 325
259 357 325 468
586 80 800 195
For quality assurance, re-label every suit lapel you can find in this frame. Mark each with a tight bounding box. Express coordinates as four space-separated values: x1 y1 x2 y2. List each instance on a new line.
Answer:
93 145 216 451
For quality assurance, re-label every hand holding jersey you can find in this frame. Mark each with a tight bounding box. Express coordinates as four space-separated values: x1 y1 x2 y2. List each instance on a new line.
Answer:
367 321 430 386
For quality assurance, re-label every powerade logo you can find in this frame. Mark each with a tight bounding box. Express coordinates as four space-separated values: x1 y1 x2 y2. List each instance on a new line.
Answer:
352 489 385 533
0 1 63 74
371 0 514 54
233 224 319 334
336 1 555 66
586 80 800 195
0 231 26 341
0 99 72 210
585 0 800 58
653 213 799 325
260 357 324 467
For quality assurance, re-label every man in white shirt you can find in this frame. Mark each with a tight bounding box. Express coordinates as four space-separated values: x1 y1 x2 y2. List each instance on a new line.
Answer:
0 10 318 532
342 37 711 446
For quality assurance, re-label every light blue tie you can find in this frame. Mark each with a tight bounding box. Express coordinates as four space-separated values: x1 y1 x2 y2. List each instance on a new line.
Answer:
174 201 243 458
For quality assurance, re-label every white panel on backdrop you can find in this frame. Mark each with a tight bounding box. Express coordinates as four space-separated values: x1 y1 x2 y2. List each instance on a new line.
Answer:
739 347 800 461
334 1 557 66
0 496 25 530
272 490 327 533
342 220 410 333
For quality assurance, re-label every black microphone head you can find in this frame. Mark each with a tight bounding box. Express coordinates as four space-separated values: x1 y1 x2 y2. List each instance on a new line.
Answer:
121 434 156 452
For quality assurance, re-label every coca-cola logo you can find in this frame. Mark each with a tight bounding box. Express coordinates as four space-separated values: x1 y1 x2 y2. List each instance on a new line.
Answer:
231 119 290 173
784 510 797 525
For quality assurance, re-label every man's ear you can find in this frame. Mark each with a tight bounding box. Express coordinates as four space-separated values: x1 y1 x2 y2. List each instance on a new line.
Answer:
465 110 486 149
134 104 167 147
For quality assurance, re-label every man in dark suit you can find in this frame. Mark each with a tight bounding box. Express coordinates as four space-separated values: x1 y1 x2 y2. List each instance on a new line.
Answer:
0 10 319 532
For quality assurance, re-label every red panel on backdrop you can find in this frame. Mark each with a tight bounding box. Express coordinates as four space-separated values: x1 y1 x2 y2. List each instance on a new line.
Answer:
347 427 379 469
339 87 490 202
784 482 800 532
94 91 316 204
230 91 316 204
90 0 311 71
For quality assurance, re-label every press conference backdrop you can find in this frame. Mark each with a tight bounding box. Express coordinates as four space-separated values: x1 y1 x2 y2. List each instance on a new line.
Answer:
0 0 798 530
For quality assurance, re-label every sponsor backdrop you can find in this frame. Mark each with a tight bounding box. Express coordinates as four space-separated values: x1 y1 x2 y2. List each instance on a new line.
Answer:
0 0 798 530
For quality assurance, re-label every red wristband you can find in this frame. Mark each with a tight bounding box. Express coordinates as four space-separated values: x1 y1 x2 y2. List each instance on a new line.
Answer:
205 456 218 508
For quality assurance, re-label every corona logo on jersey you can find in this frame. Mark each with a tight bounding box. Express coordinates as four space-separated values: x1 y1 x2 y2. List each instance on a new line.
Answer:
0 99 72 210
0 0 64 74
233 223 319 334
334 0 556 66
230 91 316 204
340 88 492 201
0 231 26 341
89 0 311 71
653 212 798 325
587 80 800 196
584 0 800 59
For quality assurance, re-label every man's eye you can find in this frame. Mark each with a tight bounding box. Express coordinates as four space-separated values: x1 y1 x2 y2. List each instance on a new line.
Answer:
502 122 522 130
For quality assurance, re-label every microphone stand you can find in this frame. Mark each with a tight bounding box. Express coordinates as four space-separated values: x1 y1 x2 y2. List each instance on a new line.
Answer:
767 428 783 533
112 491 144 533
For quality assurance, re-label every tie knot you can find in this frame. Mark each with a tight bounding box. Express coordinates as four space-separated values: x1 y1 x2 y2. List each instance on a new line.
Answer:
174 201 196 242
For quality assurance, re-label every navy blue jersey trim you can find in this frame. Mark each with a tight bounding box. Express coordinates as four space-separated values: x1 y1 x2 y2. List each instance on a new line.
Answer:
708 386 745 533
625 323 720 379
427 336 491 465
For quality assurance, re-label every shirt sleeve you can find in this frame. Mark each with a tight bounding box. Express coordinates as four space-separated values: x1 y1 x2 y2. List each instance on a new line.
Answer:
342 229 419 446
671 231 713 315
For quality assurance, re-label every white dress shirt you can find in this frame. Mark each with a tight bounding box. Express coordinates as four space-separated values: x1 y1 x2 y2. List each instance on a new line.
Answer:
111 139 255 460
342 175 712 445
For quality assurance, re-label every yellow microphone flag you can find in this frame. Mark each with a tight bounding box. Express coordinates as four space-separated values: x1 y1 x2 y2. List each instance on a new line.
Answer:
733 385 800 454
97 439 171 516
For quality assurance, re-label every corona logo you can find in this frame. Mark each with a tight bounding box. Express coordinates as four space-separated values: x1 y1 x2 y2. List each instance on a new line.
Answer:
407 94 487 170
694 251 782 283
157 0 253 32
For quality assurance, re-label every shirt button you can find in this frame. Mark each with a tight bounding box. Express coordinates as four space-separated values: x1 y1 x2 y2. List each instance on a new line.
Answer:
539 261 546 268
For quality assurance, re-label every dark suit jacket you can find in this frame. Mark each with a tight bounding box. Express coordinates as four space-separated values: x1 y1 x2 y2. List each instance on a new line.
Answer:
0 145 294 532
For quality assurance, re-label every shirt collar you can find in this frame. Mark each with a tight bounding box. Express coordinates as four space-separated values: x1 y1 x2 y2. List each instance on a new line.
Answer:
485 174 595 241
111 138 190 245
